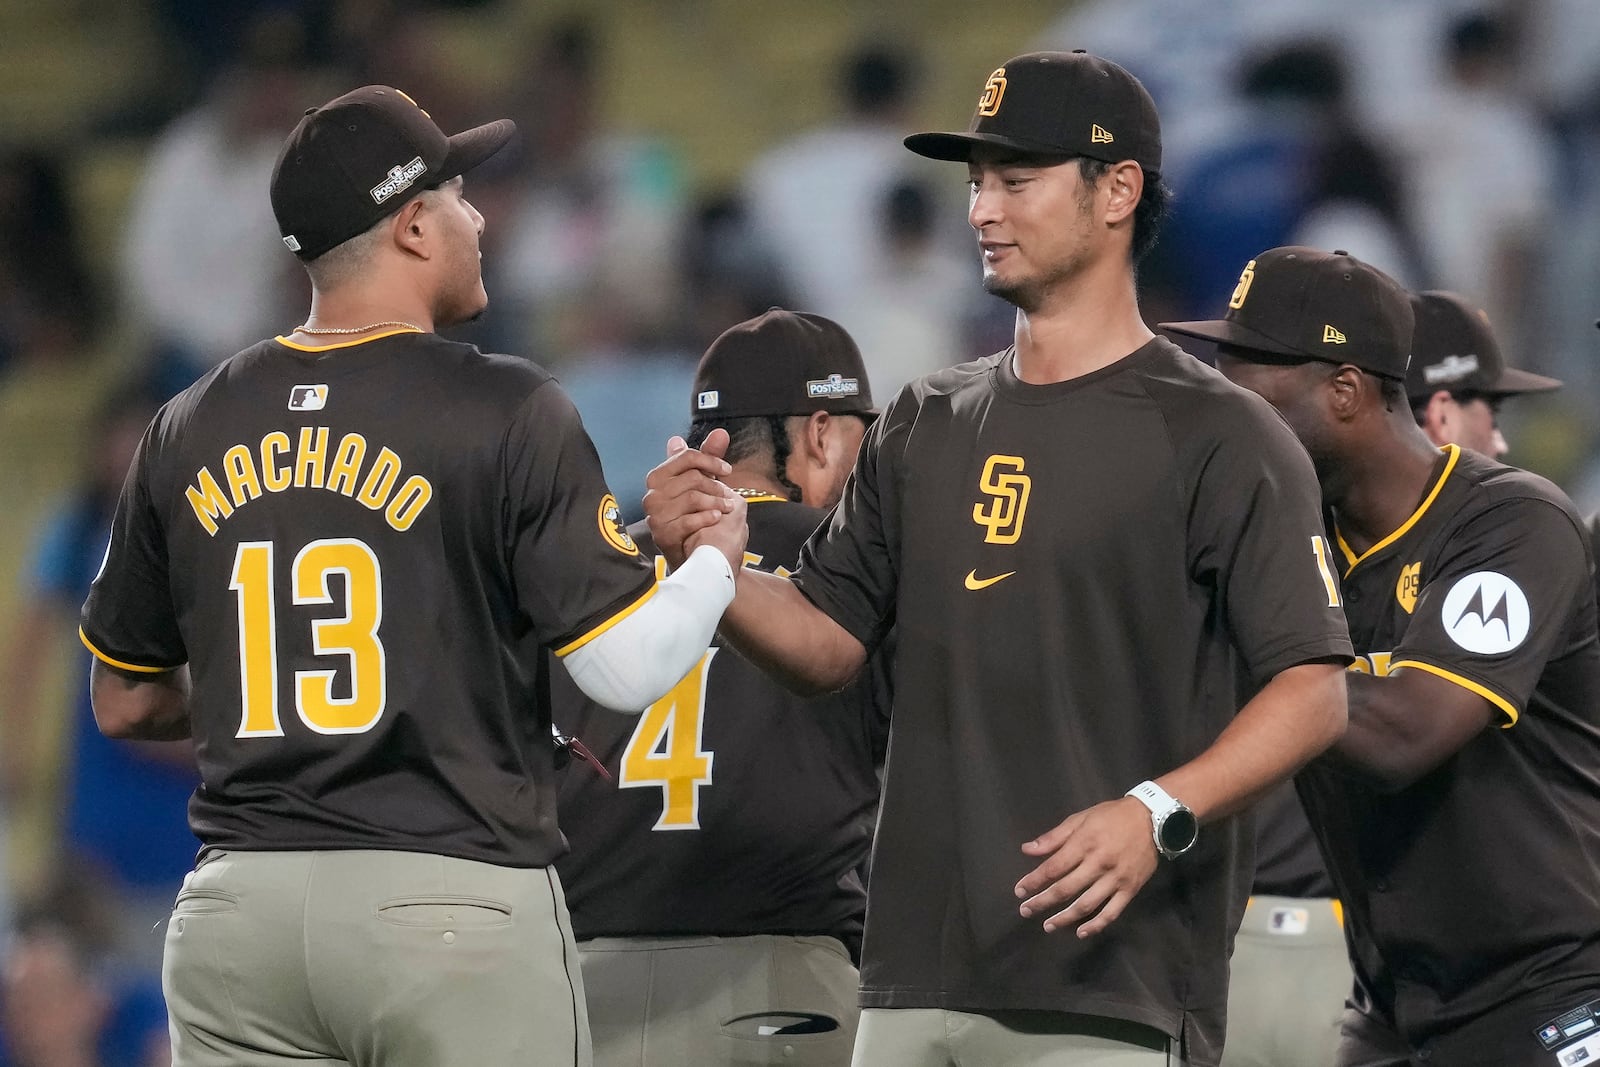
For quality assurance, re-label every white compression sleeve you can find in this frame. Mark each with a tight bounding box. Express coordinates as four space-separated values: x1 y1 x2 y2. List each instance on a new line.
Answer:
559 544 736 713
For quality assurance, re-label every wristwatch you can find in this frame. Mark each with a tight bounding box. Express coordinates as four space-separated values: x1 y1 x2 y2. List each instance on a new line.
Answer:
1125 780 1198 860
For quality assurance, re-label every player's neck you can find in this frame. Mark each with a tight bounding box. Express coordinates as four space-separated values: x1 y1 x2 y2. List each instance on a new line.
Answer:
1328 425 1448 554
299 286 436 337
724 464 789 501
1011 266 1152 384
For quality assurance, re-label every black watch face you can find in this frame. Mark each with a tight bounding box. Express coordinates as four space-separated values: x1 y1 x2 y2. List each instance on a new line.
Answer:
1161 808 1199 853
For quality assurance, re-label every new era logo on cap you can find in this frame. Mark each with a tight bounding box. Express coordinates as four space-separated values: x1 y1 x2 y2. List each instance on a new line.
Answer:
289 385 329 411
1091 124 1114 144
1323 325 1347 344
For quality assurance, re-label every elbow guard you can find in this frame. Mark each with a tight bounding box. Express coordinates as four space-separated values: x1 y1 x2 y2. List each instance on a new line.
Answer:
559 545 735 712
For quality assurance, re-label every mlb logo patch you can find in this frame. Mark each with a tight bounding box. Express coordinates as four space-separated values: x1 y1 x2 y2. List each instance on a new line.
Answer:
289 385 329 411
1267 907 1309 936
1549 1027 1568 1044
697 389 720 410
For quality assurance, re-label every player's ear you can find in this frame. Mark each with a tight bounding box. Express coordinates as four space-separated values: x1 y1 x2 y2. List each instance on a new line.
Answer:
1101 160 1144 227
798 411 831 467
1325 364 1366 420
1419 391 1451 436
390 196 431 260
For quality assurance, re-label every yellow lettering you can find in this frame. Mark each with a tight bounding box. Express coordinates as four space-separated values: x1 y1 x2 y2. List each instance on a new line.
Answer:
973 455 1031 545
186 467 235 536
260 432 291 492
326 433 368 497
223 445 264 508
356 447 401 510
1347 652 1395 677
385 475 432 530
294 427 329 489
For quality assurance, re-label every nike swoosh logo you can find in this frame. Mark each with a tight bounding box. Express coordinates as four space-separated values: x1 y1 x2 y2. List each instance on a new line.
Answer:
964 569 1015 591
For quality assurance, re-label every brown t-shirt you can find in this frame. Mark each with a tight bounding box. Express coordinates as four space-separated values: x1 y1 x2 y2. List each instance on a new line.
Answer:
791 339 1352 1066
81 332 655 867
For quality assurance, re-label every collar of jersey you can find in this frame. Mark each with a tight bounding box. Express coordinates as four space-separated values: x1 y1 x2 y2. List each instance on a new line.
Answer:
274 327 423 352
1334 443 1459 576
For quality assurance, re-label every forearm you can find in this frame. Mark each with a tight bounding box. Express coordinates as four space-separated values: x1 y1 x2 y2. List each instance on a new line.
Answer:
1157 660 1347 822
1322 670 1493 792
719 568 868 696
90 660 192 740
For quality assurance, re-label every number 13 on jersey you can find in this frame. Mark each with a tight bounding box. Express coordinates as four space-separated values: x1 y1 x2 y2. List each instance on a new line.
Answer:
620 648 716 830
230 538 387 737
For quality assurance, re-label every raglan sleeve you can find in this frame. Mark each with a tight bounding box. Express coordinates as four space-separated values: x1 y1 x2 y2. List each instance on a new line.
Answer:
790 397 903 654
502 381 658 655
79 421 187 671
1389 497 1587 726
1187 397 1354 683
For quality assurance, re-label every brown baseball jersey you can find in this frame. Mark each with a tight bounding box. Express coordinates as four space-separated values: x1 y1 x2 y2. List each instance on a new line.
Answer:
79 331 656 867
1297 444 1600 1062
555 501 889 961
789 338 1353 1067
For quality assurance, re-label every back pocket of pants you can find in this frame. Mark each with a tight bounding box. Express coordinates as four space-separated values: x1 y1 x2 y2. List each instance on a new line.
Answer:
172 888 239 915
377 896 513 928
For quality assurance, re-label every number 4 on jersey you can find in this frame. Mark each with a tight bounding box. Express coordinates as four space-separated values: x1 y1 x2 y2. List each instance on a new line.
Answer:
620 648 716 830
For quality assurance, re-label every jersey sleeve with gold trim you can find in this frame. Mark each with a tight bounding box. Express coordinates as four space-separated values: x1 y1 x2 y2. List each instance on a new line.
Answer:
1390 497 1590 725
504 382 655 652
1180 389 1354 681
80 414 187 671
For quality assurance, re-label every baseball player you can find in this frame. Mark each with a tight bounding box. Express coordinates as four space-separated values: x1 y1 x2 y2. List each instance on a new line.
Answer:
1406 289 1562 458
1167 246 1600 1066
78 85 747 1067
555 308 889 1067
643 52 1353 1067
1221 285 1567 1067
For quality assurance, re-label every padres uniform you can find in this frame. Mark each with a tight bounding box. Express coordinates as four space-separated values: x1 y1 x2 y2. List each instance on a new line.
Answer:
79 329 659 1064
790 338 1352 1067
557 500 888 1066
1298 443 1600 1065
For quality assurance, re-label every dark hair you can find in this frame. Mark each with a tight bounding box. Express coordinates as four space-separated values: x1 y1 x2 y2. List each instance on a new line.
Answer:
1376 374 1408 412
1076 157 1172 264
685 415 801 502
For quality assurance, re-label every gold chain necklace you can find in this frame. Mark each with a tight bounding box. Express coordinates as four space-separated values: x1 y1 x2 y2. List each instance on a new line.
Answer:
730 486 782 498
294 321 423 336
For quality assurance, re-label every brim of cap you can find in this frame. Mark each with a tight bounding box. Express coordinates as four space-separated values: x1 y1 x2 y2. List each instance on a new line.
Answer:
1483 366 1563 396
903 130 1077 163
1157 318 1304 358
437 118 516 184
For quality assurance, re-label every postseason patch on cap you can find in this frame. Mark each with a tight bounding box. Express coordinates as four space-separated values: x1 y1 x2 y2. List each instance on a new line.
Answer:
371 156 427 204
806 374 860 399
1423 354 1480 385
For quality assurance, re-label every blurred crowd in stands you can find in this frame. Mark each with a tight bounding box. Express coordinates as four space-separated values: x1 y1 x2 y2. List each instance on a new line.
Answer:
3 0 1600 1062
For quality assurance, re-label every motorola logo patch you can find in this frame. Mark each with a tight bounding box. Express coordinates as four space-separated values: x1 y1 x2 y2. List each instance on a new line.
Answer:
1441 571 1529 654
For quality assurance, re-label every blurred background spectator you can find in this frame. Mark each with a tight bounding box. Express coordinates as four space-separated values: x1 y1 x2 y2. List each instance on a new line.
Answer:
4 0 1600 1048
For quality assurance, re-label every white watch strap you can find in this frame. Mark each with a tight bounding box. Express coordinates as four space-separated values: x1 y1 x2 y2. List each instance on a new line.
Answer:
1125 779 1177 815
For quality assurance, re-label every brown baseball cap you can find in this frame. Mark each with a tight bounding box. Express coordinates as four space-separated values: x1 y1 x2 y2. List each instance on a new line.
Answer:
1160 246 1413 379
1405 290 1561 400
692 309 877 422
904 50 1161 176
270 85 515 260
